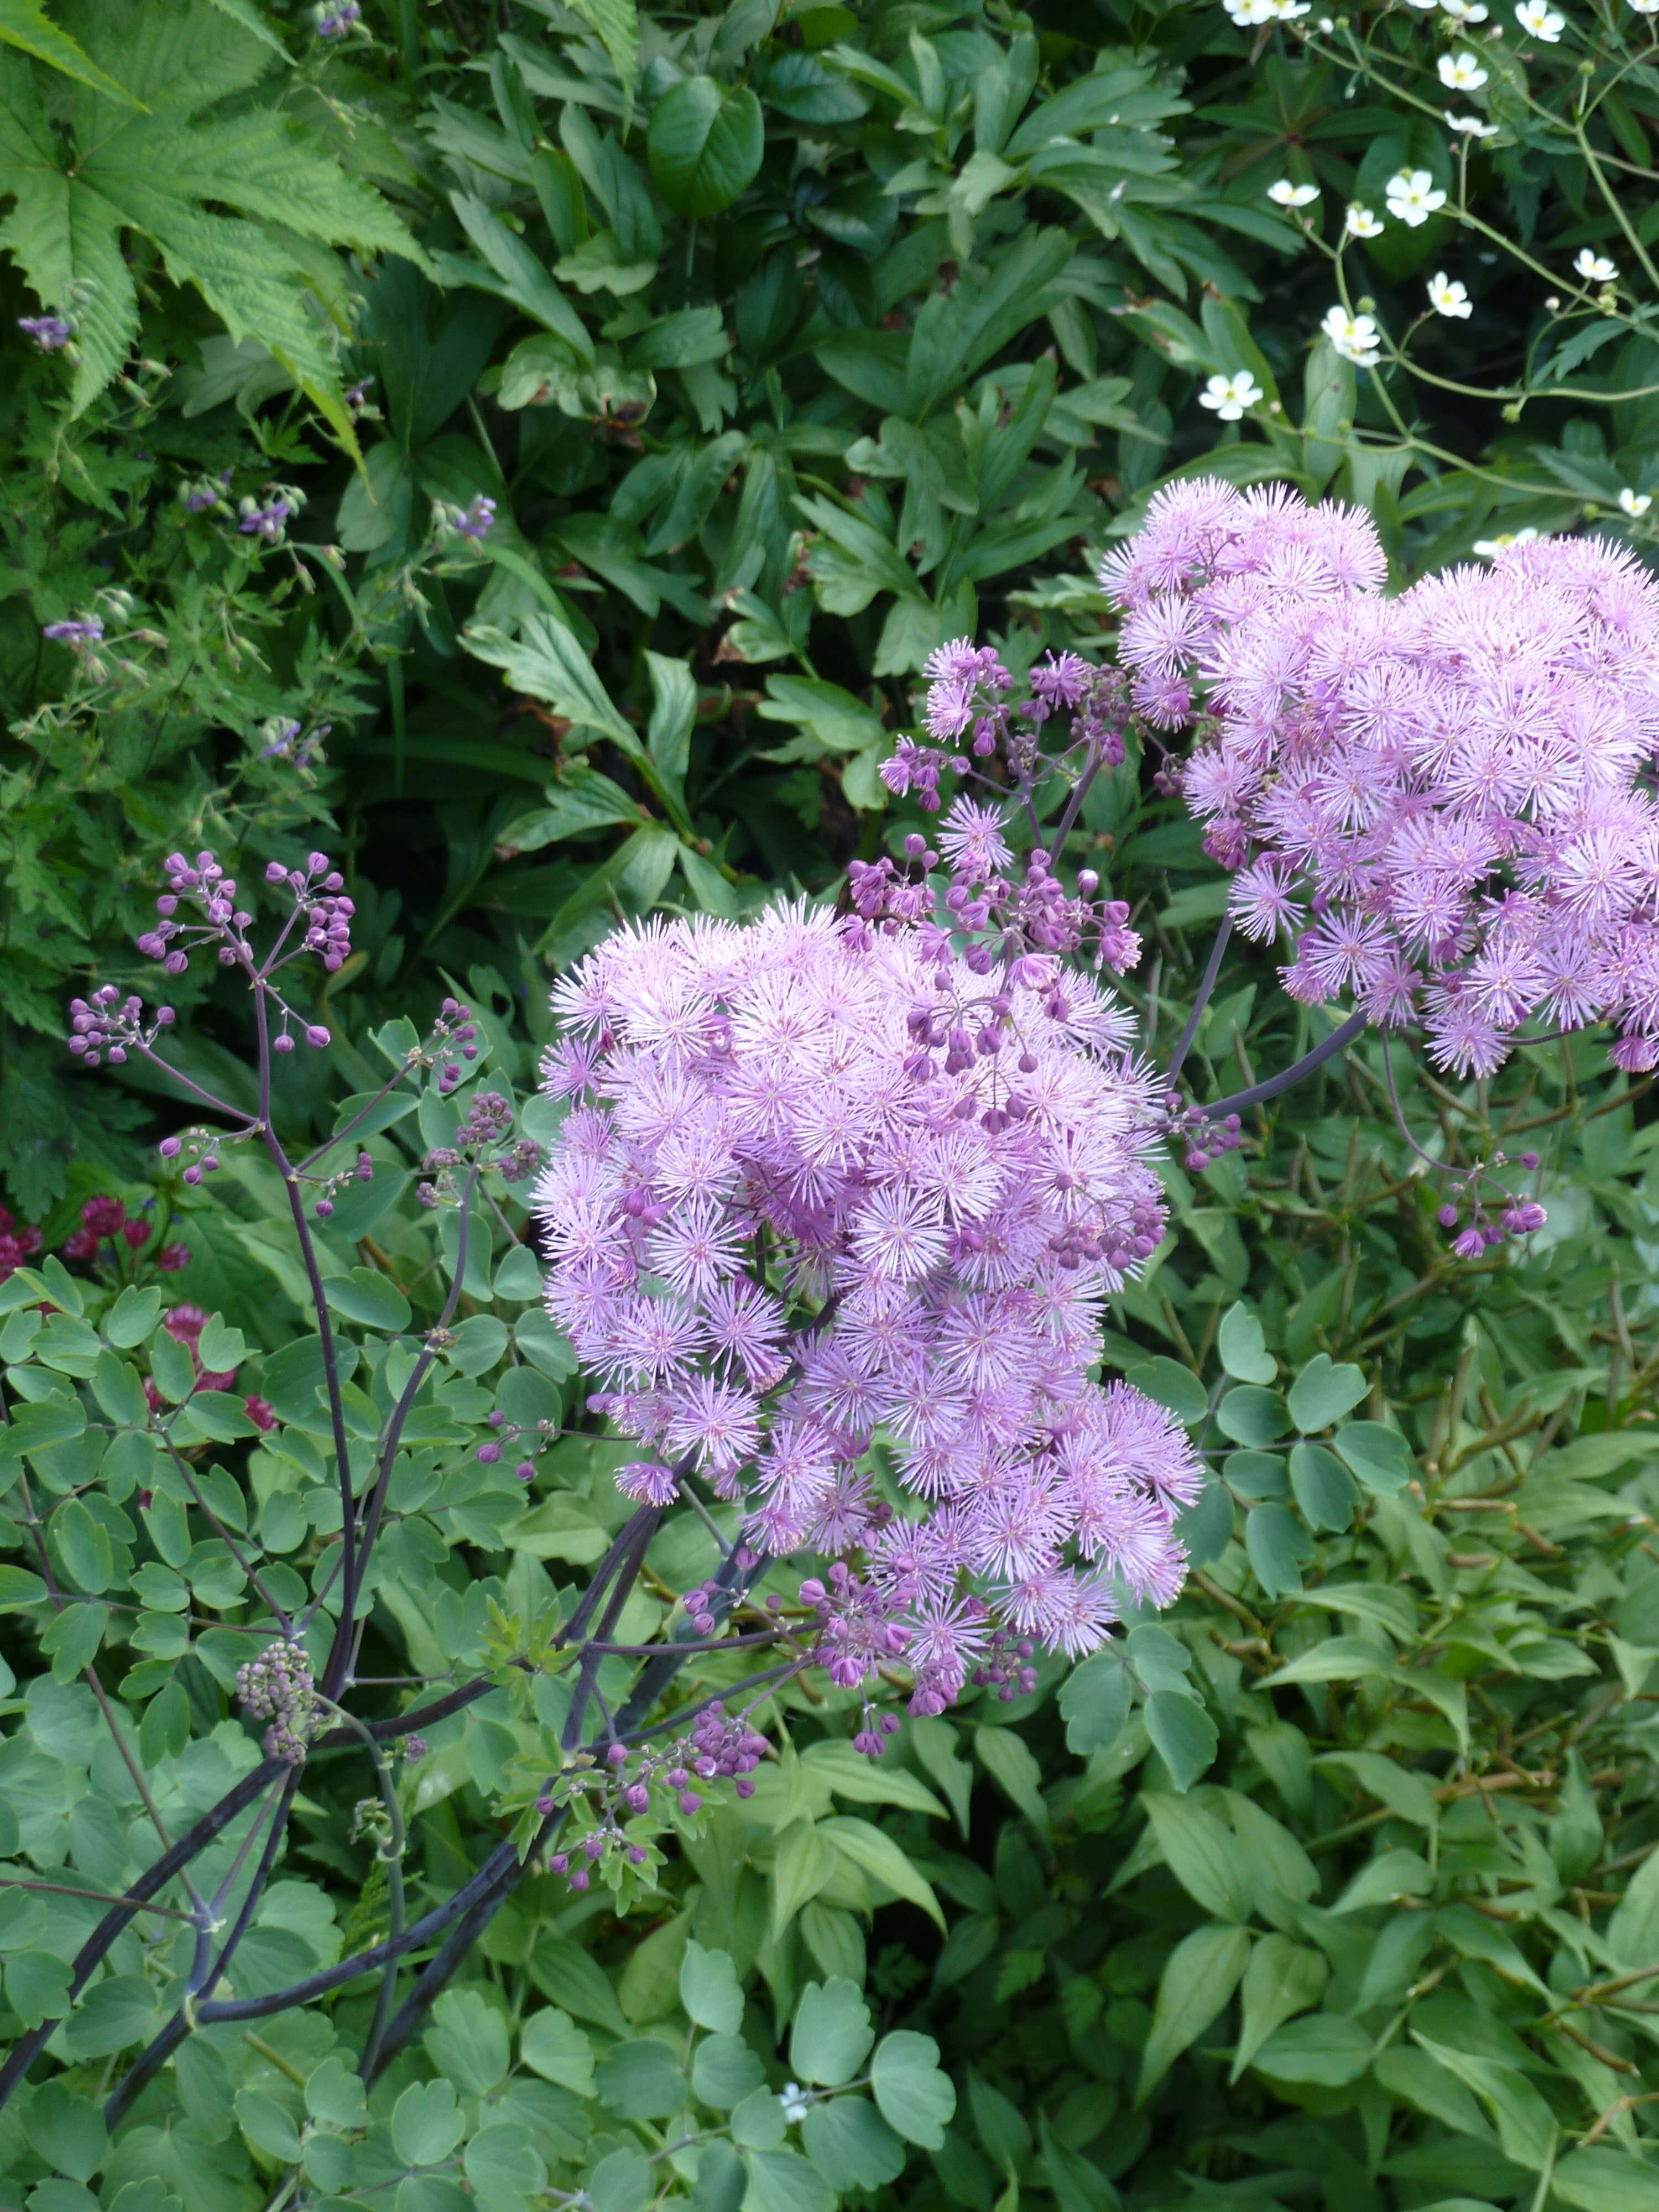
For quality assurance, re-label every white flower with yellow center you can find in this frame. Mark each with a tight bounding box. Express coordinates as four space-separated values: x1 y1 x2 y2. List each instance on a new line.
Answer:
1386 169 1448 225
1515 0 1564 32
1438 49 1489 87
1446 110 1500 135
1199 371 1265 420
1427 271 1473 317
1321 305 1383 366
1619 489 1653 518
1345 204 1385 237
1267 179 1321 206
1573 249 1618 282
1472 528 1538 556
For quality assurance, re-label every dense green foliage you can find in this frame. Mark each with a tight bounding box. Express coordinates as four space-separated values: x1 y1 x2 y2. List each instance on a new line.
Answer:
4 0 1659 2208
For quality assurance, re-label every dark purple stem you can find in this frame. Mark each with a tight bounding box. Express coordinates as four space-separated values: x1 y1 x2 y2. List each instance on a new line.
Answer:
1206 1008 1369 1117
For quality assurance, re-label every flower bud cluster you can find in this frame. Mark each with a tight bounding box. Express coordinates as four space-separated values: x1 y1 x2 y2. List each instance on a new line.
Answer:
310 1150 375 1222
141 851 258 975
236 1639 320 1765
259 853 354 974
67 987 175 1067
1434 1151 1547 1259
972 1627 1040 1703
534 1702 771 1889
156 1125 229 1187
800 1563 910 1691
1170 1106 1245 1175
418 1078 541 1207
475 1403 552 1481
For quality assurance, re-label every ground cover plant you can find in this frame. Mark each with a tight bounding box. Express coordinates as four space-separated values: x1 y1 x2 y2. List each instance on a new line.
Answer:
4 1 1659 2209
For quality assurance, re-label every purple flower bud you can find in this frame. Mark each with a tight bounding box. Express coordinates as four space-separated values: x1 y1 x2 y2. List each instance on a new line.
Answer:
305 1025 330 1048
159 1137 181 1158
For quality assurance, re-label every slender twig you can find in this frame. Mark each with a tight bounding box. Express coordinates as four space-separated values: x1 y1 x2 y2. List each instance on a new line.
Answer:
1166 916 1233 1088
1206 1009 1369 1117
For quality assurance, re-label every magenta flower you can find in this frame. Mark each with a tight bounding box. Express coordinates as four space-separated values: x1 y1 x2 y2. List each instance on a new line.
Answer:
1102 479 1659 1077
535 904 1201 1708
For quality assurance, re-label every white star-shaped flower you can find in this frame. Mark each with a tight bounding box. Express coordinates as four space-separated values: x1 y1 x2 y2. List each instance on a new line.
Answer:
1385 169 1448 226
1438 49 1489 87
1442 0 1488 20
1573 249 1618 282
1267 179 1321 206
1321 305 1383 366
780 2083 813 2124
1427 270 1473 317
1515 0 1565 31
1631 0 1659 15
1345 204 1385 237
1619 488 1653 517
1199 371 1265 420
1446 110 1500 135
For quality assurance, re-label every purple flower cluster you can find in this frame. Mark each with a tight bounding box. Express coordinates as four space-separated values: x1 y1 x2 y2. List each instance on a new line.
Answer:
447 494 497 543
1436 1150 1547 1259
19 314 71 352
43 617 103 647
236 1639 320 1765
1104 479 1659 1077
237 489 300 542
535 905 1202 1705
536 1703 771 1888
884 644 1129 815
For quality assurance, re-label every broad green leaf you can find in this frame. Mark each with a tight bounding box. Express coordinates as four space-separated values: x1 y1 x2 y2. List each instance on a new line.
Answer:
820 1815 945 1930
521 2007 596 2095
1141 1792 1249 1921
392 2080 466 2168
1137 1922 1250 2104
1412 2036 1556 2169
790 1978 874 2086
870 2030 955 2147
426 1989 510 2096
800 2097 905 2191
1253 2016 1374 2086
799 1738 945 1817
1057 1651 1129 1756
594 2037 685 2120
974 1725 1049 1837
1144 1692 1218 1793
648 77 764 218
1230 1936 1328 2080
0 1 139 102
1218 1302 1276 1384
680 1939 744 2036
1287 1354 1369 1433
1332 1420 1414 1493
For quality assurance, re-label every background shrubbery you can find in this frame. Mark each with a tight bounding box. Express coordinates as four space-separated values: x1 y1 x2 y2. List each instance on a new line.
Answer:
4 0 1659 2206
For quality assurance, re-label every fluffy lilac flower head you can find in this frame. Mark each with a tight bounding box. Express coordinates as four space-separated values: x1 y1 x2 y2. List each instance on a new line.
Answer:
535 905 1201 1708
1103 479 1659 1075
